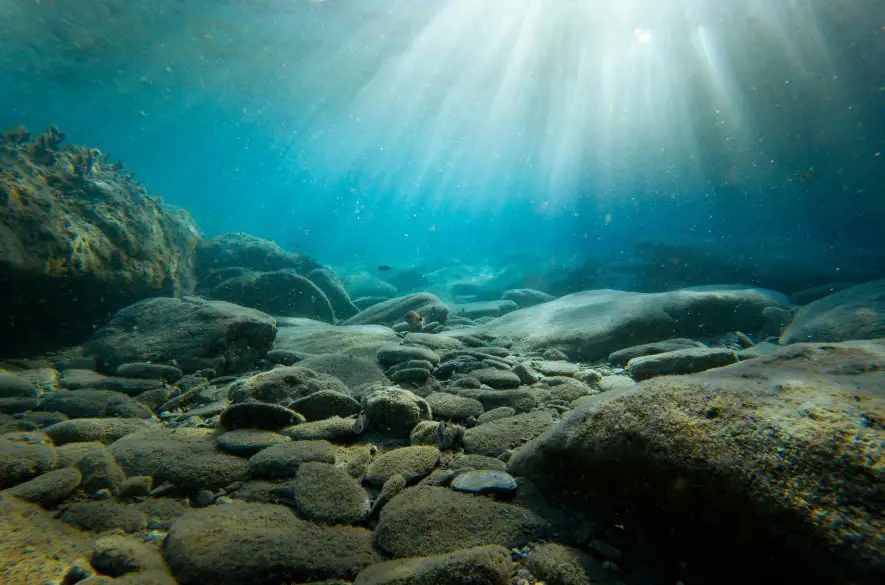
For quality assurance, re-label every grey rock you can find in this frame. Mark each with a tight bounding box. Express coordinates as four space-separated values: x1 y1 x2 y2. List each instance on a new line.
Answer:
353 545 512 585
274 319 399 361
40 389 154 419
502 288 556 308
281 416 356 442
296 353 389 389
276 461 369 524
342 292 449 327
451 300 519 320
43 418 157 446
450 470 518 494
375 486 548 557
363 387 432 437
471 368 521 389
390 368 431 384
228 365 349 405
365 446 440 485
475 407 517 425
210 269 335 322
470 286 790 361
109 428 249 493
780 279 885 343
608 338 707 366
627 347 739 380
115 362 183 382
511 363 540 385
249 440 336 478
307 267 360 320
0 437 57 488
424 392 484 421
1 466 82 506
402 332 465 352
509 340 885 584
216 429 291 456
0 372 38 398
290 390 361 421
463 411 554 457
86 296 277 375
457 388 537 413
196 233 321 280
369 473 406 519
377 344 441 367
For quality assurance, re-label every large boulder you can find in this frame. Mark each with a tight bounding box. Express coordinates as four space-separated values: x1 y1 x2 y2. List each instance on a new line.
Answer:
209 269 335 322
85 296 277 375
780 279 885 344
195 232 321 283
509 340 885 585
0 126 201 355
458 286 789 361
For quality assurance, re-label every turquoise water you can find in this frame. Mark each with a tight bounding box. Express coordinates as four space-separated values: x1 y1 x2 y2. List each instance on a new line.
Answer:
2 0 881 267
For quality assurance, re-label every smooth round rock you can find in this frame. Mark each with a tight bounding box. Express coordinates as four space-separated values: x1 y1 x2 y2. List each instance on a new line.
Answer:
450 470 518 494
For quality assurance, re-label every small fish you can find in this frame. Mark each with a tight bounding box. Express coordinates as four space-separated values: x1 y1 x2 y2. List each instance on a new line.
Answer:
353 411 366 435
377 265 393 271
435 421 446 448
404 310 423 326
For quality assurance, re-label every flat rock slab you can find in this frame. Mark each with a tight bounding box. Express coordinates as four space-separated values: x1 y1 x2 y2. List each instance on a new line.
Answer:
455 286 789 361
510 340 885 585
626 347 738 380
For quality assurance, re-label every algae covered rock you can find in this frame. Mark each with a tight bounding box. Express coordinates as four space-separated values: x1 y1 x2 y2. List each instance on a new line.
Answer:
374 486 549 557
1 126 201 355
86 296 277 375
509 340 885 585
163 502 376 584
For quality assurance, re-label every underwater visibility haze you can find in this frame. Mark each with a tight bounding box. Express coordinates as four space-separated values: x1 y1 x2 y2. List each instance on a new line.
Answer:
0 1 883 585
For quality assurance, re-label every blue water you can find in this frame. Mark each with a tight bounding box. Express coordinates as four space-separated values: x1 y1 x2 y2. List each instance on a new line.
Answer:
1 0 882 268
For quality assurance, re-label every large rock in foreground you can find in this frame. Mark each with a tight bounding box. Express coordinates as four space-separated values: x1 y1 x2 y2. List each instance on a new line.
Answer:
163 502 375 584
86 296 277 374
509 340 885 585
780 279 885 344
458 286 789 361
0 126 201 355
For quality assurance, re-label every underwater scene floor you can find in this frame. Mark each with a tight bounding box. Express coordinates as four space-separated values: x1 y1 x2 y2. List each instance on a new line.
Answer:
1 127 883 585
